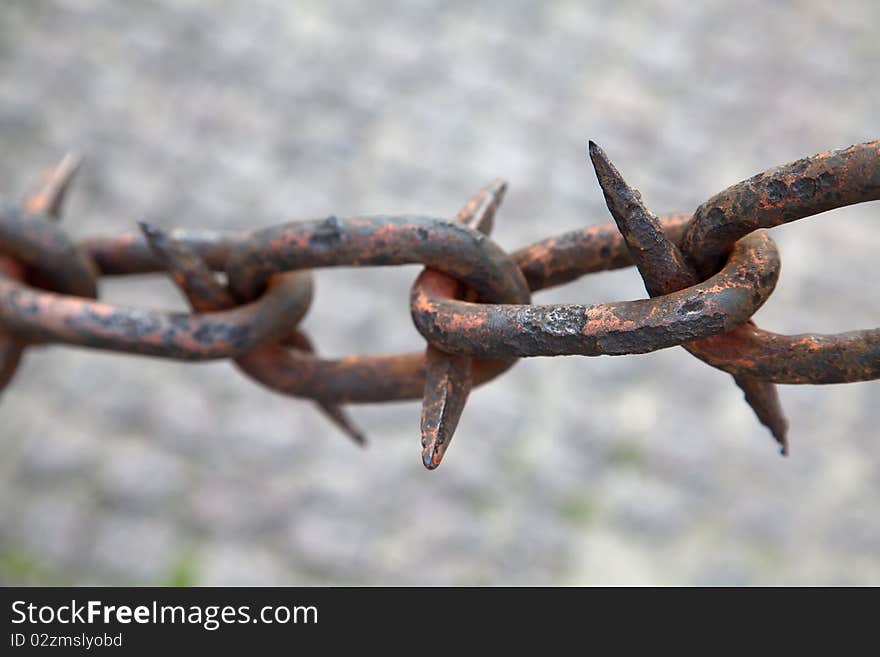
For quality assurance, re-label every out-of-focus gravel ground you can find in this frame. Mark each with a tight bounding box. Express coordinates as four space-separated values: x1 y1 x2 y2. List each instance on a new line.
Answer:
0 0 878 585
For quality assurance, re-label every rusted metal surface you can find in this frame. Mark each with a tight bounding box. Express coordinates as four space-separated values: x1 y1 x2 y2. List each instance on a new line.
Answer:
0 271 314 359
512 213 692 290
679 140 880 386
223 215 530 304
0 245 28 394
417 179 515 470
588 141 788 452
0 205 97 298
139 221 366 446
682 141 880 275
685 325 880 384
0 254 25 392
410 230 780 358
0 141 877 469
0 155 85 395
82 229 240 276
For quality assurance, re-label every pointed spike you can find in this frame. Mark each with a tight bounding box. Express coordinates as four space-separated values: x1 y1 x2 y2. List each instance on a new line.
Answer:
413 180 505 469
138 220 165 244
287 330 367 447
139 220 233 309
589 141 696 295
456 178 507 236
138 220 180 268
316 400 368 447
420 345 472 470
25 153 83 219
139 220 202 280
734 374 789 456
589 141 791 454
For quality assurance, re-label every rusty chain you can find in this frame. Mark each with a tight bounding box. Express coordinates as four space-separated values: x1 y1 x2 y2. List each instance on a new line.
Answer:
1 141 877 469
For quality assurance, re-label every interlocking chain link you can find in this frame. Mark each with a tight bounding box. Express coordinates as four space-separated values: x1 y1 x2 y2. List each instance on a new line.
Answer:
1 140 878 469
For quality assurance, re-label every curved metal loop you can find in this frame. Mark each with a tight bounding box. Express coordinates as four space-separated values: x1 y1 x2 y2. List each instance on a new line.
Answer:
81 217 694 283
411 230 780 358
678 139 880 385
10 212 530 394
219 212 530 438
683 140 880 276
82 228 243 276
0 271 313 360
0 160 312 363
0 155 88 395
224 215 530 304
0 202 98 298
137 222 365 446
0 256 27 392
212 211 532 469
414 180 521 469
589 141 789 451
210 213 714 424
0 143 876 471
685 325 880 384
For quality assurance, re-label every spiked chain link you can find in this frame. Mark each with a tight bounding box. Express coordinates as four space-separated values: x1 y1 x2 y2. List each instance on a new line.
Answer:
1 141 878 469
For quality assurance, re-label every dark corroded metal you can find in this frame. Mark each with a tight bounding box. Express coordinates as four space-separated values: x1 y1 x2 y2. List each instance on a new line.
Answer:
219 209 758 416
0 141 877 472
683 141 880 276
0 270 314 360
83 229 241 276
0 254 26 392
0 204 97 299
512 213 691 291
0 155 85 394
411 230 780 358
0 157 313 362
684 326 880 384
153 214 531 414
589 141 788 453
680 140 880 384
224 215 531 304
284 330 367 445
67 214 699 404
82 216 694 283
417 180 514 469
139 222 366 446
227 349 510 403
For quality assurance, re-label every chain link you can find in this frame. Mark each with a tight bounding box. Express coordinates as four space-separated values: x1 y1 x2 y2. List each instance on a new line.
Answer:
1 140 878 469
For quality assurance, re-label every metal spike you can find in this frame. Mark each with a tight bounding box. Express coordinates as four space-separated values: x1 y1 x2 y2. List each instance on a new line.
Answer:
589 141 789 455
284 330 367 446
589 141 695 295
139 220 233 309
421 344 472 469
24 153 83 219
734 370 789 455
0 154 84 396
418 180 508 469
455 178 507 235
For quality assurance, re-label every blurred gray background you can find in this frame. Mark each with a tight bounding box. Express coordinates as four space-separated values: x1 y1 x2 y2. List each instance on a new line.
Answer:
0 0 878 585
